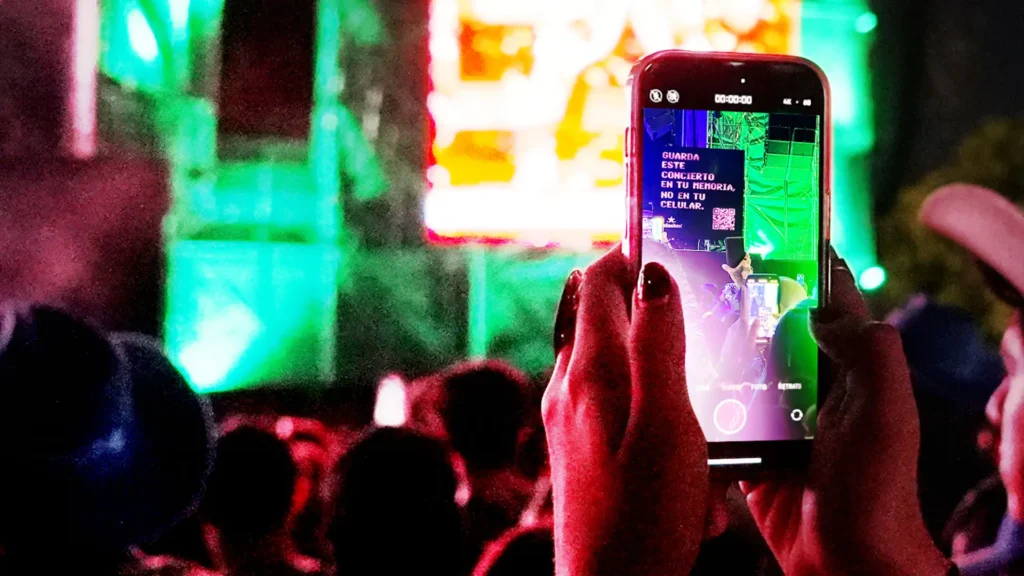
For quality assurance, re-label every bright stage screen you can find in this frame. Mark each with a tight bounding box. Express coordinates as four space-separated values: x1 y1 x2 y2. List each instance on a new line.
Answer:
425 0 802 246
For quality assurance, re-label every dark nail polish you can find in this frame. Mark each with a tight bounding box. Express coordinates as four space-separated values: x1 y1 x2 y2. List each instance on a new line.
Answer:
638 262 672 302
828 245 852 273
553 270 583 357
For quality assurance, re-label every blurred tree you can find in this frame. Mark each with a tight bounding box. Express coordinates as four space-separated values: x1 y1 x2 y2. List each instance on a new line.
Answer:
878 117 1024 338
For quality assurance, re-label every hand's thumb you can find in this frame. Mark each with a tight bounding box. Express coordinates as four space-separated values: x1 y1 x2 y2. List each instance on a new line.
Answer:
811 314 867 363
814 317 914 408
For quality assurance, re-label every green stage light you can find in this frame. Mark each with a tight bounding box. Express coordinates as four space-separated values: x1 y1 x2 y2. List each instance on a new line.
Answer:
749 229 776 259
859 265 886 291
127 8 159 62
165 241 341 393
855 12 878 34
801 0 878 289
169 0 191 31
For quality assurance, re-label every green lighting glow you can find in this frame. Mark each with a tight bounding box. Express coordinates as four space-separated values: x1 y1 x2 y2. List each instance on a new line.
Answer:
749 230 776 258
859 265 887 291
854 12 878 34
340 0 386 46
154 0 387 392
169 0 191 31
127 8 159 62
165 241 341 393
800 0 878 284
177 299 263 389
474 250 602 374
97 0 877 388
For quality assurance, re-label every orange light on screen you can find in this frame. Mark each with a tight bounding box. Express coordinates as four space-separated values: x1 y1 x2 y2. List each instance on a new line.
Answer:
426 0 801 247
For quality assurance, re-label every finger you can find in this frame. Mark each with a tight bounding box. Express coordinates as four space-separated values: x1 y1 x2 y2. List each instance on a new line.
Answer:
630 261 690 412
809 250 869 417
814 320 910 396
815 321 919 469
810 269 869 371
816 249 869 324
622 261 709 567
740 479 804 558
705 482 731 538
816 366 849 423
544 270 585 425
551 269 583 383
565 248 633 430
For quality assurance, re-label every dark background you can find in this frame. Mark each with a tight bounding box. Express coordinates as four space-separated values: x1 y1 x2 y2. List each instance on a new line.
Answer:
2 0 1024 380
870 0 1024 213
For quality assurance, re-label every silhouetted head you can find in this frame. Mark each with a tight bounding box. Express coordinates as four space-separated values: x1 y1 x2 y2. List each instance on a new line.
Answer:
203 425 297 541
888 297 1002 540
472 521 554 576
435 361 530 472
330 427 464 576
888 296 1004 409
0 303 213 569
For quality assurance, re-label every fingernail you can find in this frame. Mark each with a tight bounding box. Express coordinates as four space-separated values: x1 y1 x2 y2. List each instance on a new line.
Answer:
828 246 851 272
553 270 583 357
638 262 672 302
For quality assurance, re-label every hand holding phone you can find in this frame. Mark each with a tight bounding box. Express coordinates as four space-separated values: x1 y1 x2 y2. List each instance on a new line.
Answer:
625 51 831 474
723 254 754 287
741 255 953 576
546 251 709 576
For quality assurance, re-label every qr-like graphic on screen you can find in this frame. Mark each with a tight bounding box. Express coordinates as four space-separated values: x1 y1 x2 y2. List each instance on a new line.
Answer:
712 207 737 231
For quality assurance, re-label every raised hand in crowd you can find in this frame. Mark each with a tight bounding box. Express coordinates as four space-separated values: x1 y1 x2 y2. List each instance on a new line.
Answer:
543 249 709 576
742 250 953 576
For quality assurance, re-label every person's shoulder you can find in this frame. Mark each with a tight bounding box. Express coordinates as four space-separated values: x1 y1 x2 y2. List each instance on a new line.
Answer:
291 555 323 576
121 553 222 576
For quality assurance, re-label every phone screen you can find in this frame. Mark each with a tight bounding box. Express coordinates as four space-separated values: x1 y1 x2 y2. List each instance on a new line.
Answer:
747 275 781 342
635 60 823 446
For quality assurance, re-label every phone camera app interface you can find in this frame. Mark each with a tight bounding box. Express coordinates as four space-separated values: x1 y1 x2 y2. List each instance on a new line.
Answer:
640 107 821 443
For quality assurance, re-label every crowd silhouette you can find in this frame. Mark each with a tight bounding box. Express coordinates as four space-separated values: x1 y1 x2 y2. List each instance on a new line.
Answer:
0 183 1023 576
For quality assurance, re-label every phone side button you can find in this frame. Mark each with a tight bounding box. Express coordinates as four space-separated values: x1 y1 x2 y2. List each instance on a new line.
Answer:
623 127 630 158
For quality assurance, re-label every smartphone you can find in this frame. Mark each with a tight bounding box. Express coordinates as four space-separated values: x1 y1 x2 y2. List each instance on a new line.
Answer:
624 51 831 475
746 274 781 342
725 237 746 269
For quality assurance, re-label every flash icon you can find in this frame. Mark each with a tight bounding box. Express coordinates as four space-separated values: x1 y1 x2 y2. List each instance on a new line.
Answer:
649 89 663 103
